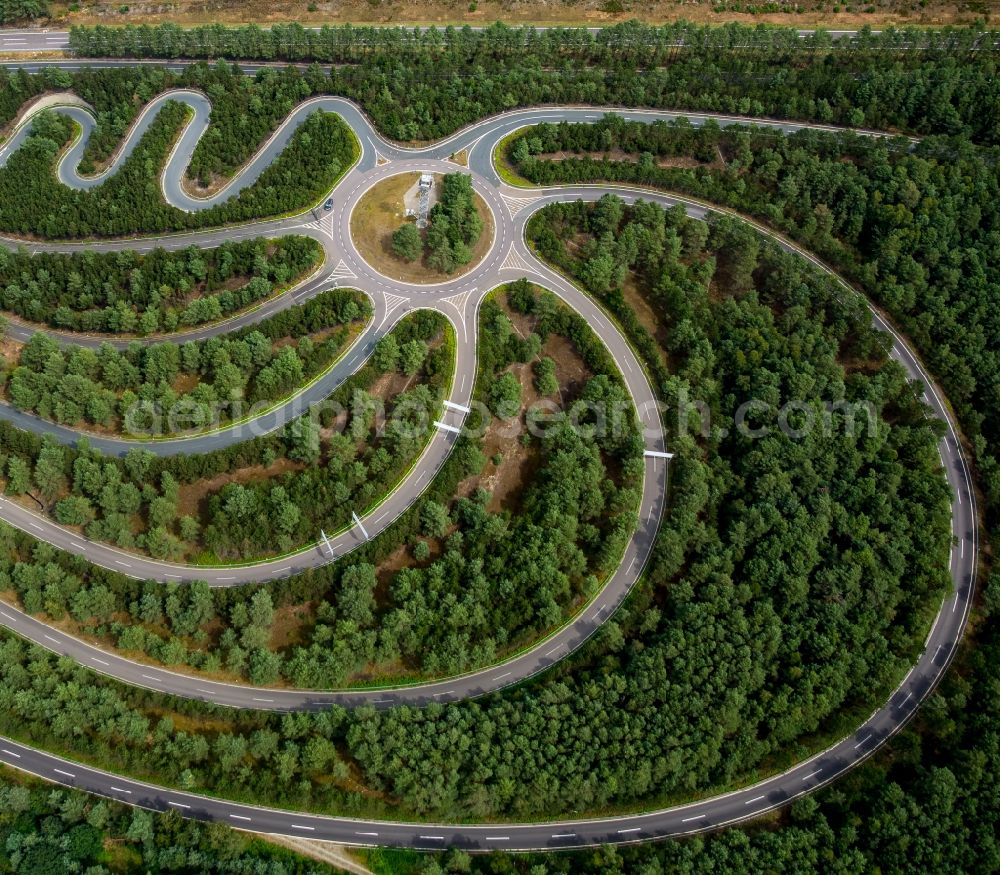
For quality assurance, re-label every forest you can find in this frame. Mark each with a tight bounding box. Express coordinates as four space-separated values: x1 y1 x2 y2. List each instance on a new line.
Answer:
2 287 369 435
0 27 995 236
387 544 1000 873
0 200 952 825
63 22 1000 144
0 235 321 333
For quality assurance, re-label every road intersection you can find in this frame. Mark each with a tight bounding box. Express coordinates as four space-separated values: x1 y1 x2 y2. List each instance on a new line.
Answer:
0 85 979 850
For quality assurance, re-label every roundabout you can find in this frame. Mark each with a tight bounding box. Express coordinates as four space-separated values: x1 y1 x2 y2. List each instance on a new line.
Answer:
0 84 979 851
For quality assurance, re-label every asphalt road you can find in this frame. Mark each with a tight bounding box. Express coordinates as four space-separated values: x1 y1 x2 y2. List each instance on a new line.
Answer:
0 86 980 850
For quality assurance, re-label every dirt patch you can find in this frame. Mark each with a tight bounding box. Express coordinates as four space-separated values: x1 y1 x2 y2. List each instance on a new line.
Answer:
272 323 347 351
180 170 231 198
458 296 594 514
350 171 494 285
563 231 593 262
450 149 469 167
373 540 425 591
255 836 373 875
368 368 415 401
0 336 20 369
535 147 721 172
268 600 314 650
621 273 670 370
148 707 239 735
170 372 199 394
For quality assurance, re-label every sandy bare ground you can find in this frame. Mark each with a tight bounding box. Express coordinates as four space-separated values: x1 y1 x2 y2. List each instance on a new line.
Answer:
32 0 991 31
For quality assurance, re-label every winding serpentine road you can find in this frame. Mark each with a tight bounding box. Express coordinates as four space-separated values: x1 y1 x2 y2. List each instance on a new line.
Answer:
0 80 979 851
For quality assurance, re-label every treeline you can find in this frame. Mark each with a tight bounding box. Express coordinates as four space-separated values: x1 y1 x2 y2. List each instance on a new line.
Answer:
0 200 951 823
0 766 336 874
0 235 320 334
0 104 354 238
61 21 1000 144
506 116 1000 533
67 21 1000 63
0 310 450 568
3 287 368 434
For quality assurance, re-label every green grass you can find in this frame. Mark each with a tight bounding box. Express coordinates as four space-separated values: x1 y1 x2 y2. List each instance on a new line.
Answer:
362 847 425 875
492 128 534 187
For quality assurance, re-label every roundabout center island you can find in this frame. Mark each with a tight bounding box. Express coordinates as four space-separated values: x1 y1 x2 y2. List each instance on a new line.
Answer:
349 170 495 284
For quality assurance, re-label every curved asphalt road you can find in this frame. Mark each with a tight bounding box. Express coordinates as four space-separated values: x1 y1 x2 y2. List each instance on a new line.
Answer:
0 88 980 849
